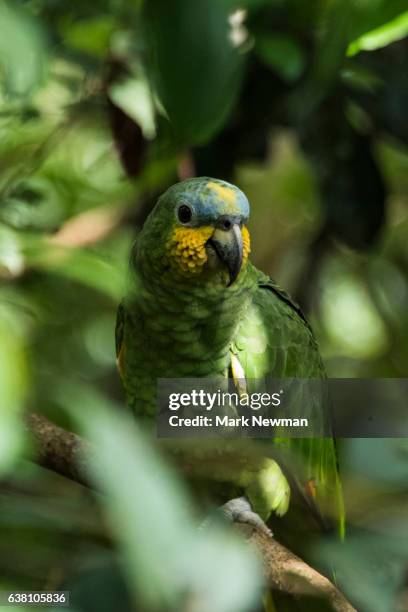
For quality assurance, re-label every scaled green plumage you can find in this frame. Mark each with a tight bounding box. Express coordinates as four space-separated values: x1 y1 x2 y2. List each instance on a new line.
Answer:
116 177 344 536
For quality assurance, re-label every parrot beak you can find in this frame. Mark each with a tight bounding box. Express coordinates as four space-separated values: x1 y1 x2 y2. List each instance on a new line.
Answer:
208 217 243 286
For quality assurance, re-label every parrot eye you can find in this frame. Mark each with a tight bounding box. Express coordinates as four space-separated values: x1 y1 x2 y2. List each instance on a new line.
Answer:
177 204 193 224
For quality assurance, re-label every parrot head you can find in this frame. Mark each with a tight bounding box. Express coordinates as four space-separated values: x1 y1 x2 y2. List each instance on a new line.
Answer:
135 177 251 286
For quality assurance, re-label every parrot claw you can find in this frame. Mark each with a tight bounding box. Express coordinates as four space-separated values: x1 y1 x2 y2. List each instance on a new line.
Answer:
219 496 273 538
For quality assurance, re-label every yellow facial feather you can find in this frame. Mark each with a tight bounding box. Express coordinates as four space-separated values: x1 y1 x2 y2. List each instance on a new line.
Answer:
166 226 214 275
166 224 251 277
242 225 251 262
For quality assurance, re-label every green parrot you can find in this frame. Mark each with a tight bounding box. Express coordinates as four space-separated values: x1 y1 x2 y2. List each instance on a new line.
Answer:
116 177 344 536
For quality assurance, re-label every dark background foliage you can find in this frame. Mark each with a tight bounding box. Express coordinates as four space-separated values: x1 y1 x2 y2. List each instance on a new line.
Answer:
1 1 408 611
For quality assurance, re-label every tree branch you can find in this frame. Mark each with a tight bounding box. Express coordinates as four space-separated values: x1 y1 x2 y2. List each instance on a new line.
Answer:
24 412 91 487
25 412 355 612
241 526 355 611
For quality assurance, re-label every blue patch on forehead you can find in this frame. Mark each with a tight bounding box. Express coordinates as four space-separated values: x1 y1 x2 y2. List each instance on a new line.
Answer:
165 177 250 222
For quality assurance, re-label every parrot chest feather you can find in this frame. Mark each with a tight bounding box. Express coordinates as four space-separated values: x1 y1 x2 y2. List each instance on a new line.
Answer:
120 266 256 415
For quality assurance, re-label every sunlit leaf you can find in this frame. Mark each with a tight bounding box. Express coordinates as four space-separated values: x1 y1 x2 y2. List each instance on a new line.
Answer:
0 225 24 277
348 10 408 56
0 296 28 474
0 5 47 98
347 0 408 48
109 76 156 140
61 16 115 57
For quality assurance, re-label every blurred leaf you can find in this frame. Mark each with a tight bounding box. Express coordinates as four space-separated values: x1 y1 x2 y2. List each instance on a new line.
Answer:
72 389 262 611
0 490 101 534
143 0 246 144
348 10 408 56
296 0 356 114
347 0 408 46
109 76 156 140
376 138 408 194
1 177 66 232
0 295 28 474
321 262 390 359
255 34 305 82
0 4 47 98
344 438 408 485
0 224 24 277
33 246 126 300
295 0 408 116
316 528 408 612
61 16 115 57
65 560 133 612
341 64 384 93
0 115 132 233
84 314 117 368
0 116 58 200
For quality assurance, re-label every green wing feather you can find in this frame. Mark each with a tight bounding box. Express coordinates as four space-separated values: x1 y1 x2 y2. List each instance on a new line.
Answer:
235 268 345 537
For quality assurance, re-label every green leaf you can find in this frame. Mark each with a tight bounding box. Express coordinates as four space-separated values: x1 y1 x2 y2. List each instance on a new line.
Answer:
346 0 408 46
0 294 28 474
255 34 305 82
143 0 246 145
35 247 126 301
61 16 115 57
71 388 262 611
316 523 408 612
293 0 408 115
109 77 156 139
348 10 408 56
0 224 24 277
0 4 47 98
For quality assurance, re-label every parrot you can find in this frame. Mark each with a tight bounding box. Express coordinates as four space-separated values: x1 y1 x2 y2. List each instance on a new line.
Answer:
115 176 344 541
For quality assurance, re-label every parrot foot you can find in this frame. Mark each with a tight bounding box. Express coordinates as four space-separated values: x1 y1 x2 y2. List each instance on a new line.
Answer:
220 496 273 537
